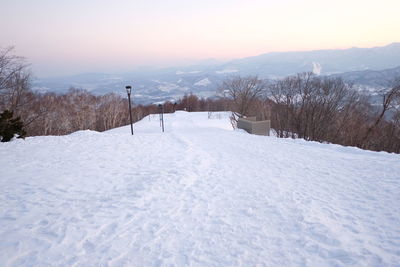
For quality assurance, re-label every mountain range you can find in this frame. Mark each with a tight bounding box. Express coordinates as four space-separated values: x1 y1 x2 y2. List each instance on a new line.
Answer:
33 43 400 104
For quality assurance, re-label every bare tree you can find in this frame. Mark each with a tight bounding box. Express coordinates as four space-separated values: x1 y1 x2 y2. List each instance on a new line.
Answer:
0 46 31 112
270 73 360 141
96 93 129 131
219 76 267 122
359 78 400 148
269 74 300 137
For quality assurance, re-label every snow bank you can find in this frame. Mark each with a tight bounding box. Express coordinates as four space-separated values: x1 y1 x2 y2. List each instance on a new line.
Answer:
1 111 399 266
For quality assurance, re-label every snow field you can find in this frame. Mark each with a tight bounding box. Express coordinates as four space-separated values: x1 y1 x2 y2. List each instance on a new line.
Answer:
1 111 399 266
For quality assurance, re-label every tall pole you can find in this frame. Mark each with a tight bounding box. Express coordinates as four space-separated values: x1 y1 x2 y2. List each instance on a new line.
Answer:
128 93 133 135
158 104 164 133
126 86 133 135
161 107 164 132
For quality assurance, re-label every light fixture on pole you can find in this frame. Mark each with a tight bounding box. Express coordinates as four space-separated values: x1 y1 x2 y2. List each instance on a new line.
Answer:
125 85 133 135
158 104 164 133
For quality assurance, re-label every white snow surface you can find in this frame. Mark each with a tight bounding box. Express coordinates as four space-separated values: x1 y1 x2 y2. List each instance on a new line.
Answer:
1 111 400 266
215 69 239 74
312 62 322 75
158 82 179 92
194 78 211 86
176 71 201 75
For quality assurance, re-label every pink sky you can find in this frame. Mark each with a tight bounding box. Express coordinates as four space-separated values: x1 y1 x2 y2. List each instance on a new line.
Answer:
1 0 399 77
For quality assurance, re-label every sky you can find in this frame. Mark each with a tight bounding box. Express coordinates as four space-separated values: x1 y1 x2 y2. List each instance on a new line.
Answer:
1 0 399 77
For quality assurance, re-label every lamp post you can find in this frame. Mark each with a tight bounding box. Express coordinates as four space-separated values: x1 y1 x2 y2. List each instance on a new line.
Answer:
125 85 133 135
158 104 164 133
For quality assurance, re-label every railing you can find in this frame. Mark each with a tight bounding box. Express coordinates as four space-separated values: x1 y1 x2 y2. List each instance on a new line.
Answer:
237 117 270 136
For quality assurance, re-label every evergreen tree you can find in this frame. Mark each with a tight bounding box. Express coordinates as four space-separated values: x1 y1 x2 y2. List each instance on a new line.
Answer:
0 110 26 142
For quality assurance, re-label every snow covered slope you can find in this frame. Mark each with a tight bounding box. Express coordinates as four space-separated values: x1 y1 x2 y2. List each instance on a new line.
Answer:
1 111 399 266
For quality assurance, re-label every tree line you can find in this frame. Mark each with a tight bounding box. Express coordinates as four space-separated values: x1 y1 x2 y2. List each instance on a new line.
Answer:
219 74 400 153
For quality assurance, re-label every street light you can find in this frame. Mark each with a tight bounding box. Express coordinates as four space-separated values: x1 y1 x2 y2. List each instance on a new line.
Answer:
125 85 133 135
158 104 164 133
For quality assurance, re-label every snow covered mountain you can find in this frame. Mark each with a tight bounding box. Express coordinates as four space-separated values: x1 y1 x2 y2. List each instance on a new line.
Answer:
33 43 400 103
1 111 399 266
221 42 400 76
333 66 400 88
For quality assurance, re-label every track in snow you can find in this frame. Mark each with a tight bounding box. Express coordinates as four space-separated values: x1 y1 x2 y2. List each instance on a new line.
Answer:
1 111 399 266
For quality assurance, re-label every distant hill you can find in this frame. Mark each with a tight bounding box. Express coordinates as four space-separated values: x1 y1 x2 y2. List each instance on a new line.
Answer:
222 42 400 77
332 66 400 87
33 43 400 103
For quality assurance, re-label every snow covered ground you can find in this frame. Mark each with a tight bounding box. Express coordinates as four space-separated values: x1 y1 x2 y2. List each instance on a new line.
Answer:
1 111 399 266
